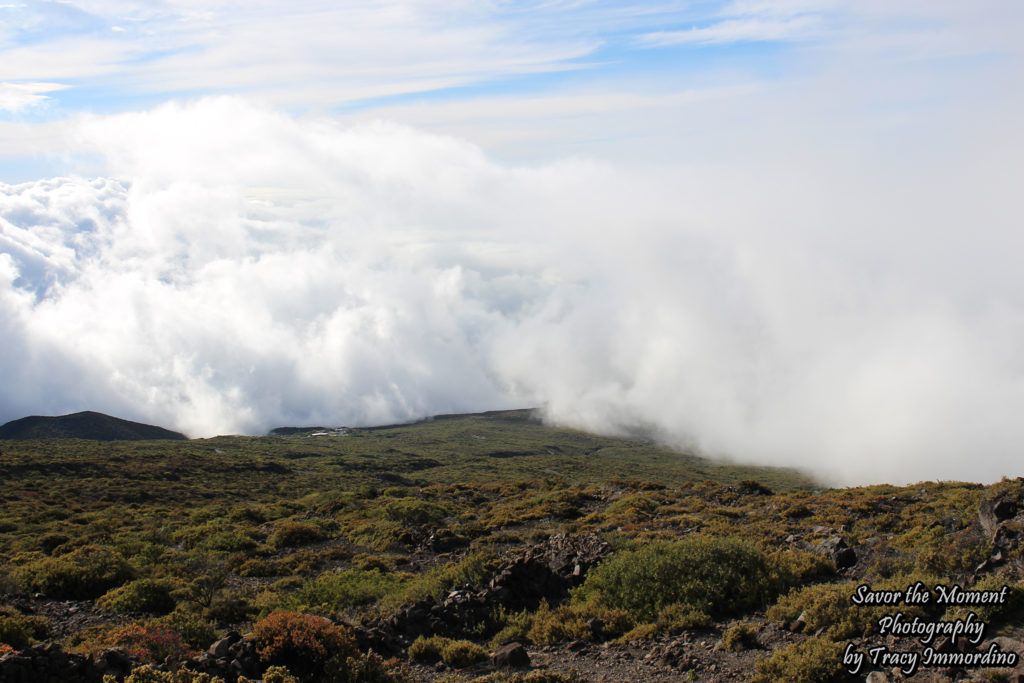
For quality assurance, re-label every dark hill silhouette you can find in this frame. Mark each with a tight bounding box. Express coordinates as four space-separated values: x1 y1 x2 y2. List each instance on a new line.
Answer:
268 426 330 436
0 411 187 441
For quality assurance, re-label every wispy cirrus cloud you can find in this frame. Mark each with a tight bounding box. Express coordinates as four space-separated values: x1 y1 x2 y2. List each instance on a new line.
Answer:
638 0 833 46
639 14 823 46
0 81 68 113
0 1 603 111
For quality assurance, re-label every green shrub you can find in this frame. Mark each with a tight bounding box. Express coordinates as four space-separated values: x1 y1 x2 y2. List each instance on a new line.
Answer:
738 480 773 495
205 595 255 624
525 602 589 644
237 558 283 578
116 664 303 682
490 609 532 648
0 571 16 595
783 504 812 518
408 635 453 663
251 611 357 680
230 505 270 524
272 576 304 592
490 601 601 647
13 545 133 599
117 664 221 682
382 499 448 526
573 536 778 620
178 557 228 609
521 671 586 683
259 666 300 683
38 532 72 554
133 542 169 569
892 522 989 578
174 522 261 552
333 651 414 683
766 582 869 640
719 621 759 651
615 623 658 643
768 548 835 583
614 602 712 643
465 672 586 683
751 636 842 683
269 522 326 550
572 603 635 639
288 569 406 612
98 578 177 614
154 608 217 650
654 603 711 633
396 551 499 606
440 639 489 668
117 665 182 682
944 575 1024 627
767 578 936 641
0 606 50 648
605 495 660 520
348 520 406 551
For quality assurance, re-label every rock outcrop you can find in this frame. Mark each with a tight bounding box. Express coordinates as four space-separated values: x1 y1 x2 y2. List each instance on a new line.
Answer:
355 532 610 654
0 643 134 683
975 489 1024 578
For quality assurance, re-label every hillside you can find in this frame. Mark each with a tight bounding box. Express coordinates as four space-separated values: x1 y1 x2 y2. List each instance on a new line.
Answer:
0 410 1022 682
0 411 187 441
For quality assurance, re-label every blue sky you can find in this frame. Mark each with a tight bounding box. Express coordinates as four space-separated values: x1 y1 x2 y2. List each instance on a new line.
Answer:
2 2 1024 484
3 1 1018 175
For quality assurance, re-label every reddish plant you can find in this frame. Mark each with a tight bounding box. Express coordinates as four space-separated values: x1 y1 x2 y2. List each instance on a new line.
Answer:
96 624 192 663
251 611 357 679
0 642 16 655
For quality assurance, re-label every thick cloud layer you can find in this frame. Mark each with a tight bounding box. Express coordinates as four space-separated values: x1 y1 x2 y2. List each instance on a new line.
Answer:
2 98 1023 485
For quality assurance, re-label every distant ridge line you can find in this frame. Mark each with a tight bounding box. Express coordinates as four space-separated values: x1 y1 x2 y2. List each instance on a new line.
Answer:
269 408 540 435
0 411 187 441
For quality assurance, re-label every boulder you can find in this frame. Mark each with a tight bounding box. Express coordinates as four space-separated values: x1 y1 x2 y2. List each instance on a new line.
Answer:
812 536 857 570
979 497 1018 536
492 642 530 669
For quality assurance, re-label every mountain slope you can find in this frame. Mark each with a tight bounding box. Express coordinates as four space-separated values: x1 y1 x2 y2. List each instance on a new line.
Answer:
0 411 187 441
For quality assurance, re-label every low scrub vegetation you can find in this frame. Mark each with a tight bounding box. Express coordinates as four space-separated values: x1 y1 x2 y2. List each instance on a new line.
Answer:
97 578 177 614
0 605 49 648
572 536 784 619
751 636 843 683
12 545 133 599
439 639 489 668
1 411 1021 681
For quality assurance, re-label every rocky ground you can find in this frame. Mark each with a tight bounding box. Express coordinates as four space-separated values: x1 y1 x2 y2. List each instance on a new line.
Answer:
5 486 1024 682
406 621 794 682
7 578 1024 682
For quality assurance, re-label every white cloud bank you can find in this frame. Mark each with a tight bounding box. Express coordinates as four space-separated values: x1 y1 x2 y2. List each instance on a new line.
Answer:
2 97 1024 486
